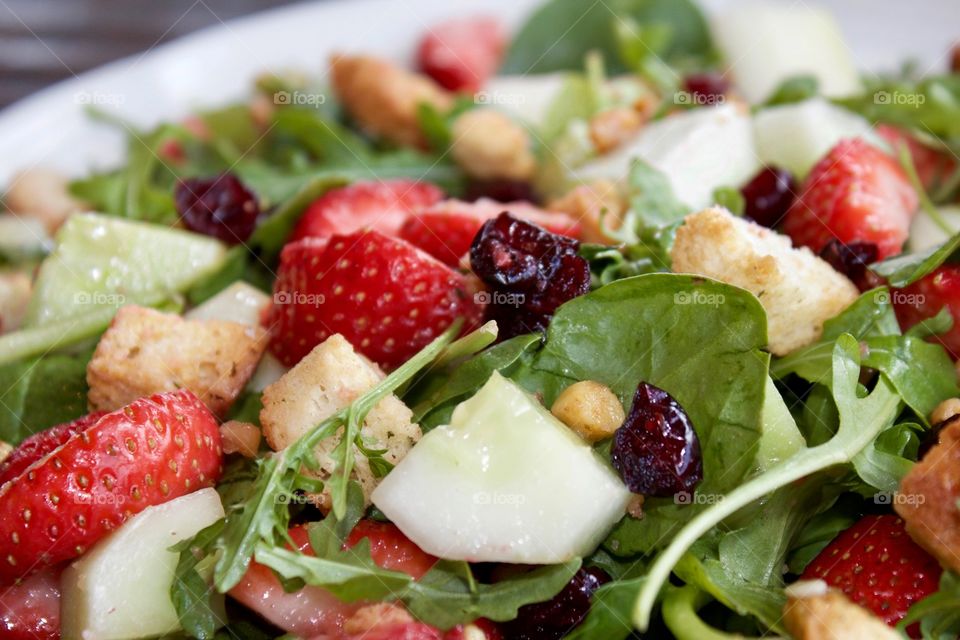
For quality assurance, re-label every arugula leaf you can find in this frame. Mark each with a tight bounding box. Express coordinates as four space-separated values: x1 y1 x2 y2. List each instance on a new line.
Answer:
564 577 646 640
170 520 226 640
247 176 347 260
900 571 960 639
871 232 960 287
632 334 902 630
626 159 689 229
762 75 819 107
710 187 745 216
838 73 960 142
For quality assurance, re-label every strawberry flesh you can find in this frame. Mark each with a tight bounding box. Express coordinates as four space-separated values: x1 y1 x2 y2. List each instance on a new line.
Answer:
893 264 960 359
0 412 106 487
416 17 506 93
0 565 61 640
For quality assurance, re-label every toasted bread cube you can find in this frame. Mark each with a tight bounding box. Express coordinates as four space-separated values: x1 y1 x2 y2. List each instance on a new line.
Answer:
87 306 267 417
451 109 536 181
783 582 900 640
551 380 625 443
260 334 421 506
896 416 960 574
4 168 86 232
670 207 859 355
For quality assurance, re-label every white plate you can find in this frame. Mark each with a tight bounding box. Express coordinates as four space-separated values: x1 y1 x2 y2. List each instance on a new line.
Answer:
0 0 955 186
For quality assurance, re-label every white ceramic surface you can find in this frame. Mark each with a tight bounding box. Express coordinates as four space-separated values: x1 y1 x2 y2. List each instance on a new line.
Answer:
0 0 955 185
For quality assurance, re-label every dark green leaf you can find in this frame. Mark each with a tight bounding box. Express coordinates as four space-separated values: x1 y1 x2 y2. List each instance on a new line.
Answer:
762 75 820 107
871 232 960 287
170 519 226 640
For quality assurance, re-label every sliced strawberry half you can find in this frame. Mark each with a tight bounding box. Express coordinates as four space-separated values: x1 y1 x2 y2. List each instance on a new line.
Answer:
290 180 444 244
0 389 222 584
893 264 960 359
801 514 942 630
784 138 919 260
266 230 483 369
0 565 61 640
399 198 581 267
0 412 106 487
416 17 506 93
345 520 437 580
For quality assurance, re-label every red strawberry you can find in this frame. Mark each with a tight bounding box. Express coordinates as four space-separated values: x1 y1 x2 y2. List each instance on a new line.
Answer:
877 125 956 193
0 565 61 640
0 412 106 487
801 514 942 629
893 264 960 359
290 180 444 244
266 230 483 369
399 198 581 267
416 17 506 93
0 390 222 584
345 520 437 580
784 138 919 260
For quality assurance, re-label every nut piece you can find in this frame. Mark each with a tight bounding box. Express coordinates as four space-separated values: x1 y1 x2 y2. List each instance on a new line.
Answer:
896 415 960 574
547 179 627 243
783 583 900 640
343 603 413 635
589 107 644 154
4 168 87 232
930 397 960 425
331 54 453 147
219 421 261 458
0 270 32 334
451 108 537 181
551 380 625 443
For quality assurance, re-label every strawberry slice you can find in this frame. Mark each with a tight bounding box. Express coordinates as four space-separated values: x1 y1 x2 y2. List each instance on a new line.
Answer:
893 264 960 359
0 412 106 487
801 514 942 630
266 230 483 369
784 138 919 260
399 198 581 267
416 17 506 93
0 389 222 584
345 520 437 579
290 180 444 244
0 566 61 640
877 125 956 193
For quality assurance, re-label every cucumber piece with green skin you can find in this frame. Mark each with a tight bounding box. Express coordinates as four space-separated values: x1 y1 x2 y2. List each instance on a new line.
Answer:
372 372 631 564
0 214 51 264
26 213 227 327
61 488 225 640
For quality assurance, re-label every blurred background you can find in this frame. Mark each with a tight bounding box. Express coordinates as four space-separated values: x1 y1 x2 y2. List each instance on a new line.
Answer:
0 0 300 107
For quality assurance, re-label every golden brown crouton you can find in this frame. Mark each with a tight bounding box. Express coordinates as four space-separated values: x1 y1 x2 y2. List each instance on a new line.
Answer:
4 168 87 232
670 207 859 355
546 179 627 243
260 334 421 506
450 108 536 181
783 582 900 640
330 54 452 147
551 380 625 443
87 305 268 417
896 416 960 574
589 107 644 154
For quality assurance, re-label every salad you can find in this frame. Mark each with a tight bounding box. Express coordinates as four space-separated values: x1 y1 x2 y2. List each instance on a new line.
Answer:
2 1 960 638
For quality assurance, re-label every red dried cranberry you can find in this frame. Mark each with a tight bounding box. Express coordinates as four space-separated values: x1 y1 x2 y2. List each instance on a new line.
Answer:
611 382 703 497
952 44 960 73
175 173 260 244
500 566 610 640
819 239 881 291
683 72 729 105
741 166 796 228
470 212 590 339
464 179 539 204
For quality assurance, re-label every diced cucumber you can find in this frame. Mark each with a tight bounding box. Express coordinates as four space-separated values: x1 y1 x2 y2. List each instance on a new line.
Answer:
712 2 862 103
185 281 270 325
0 214 51 264
61 488 226 640
26 213 227 327
753 98 886 179
372 372 631 564
907 206 960 253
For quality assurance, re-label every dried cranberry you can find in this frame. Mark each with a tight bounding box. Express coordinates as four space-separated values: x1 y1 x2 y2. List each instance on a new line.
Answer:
501 567 610 640
741 166 796 228
819 239 881 291
465 179 539 204
470 212 590 339
611 382 703 497
175 173 260 244
683 72 729 105
952 44 960 74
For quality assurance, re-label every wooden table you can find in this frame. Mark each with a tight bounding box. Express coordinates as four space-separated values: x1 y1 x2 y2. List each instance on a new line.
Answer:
0 0 302 108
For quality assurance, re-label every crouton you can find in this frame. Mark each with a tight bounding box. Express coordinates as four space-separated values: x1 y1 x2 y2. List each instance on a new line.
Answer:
87 306 268 417
260 334 421 506
330 54 453 148
589 107 644 154
451 108 536 181
895 415 960 574
551 380 625 443
670 207 859 355
546 179 627 243
0 270 32 333
4 168 86 232
782 581 900 640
